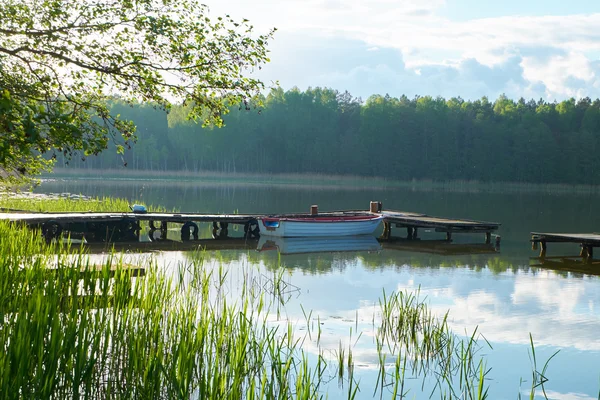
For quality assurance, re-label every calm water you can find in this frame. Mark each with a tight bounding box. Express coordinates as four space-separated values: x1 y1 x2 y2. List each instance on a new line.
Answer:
36 178 600 399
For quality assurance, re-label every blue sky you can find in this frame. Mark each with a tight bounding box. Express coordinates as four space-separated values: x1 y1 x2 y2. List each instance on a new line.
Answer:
205 0 600 101
441 0 599 20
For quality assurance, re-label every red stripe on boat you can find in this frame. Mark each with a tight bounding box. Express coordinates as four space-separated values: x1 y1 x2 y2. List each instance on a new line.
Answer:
262 215 381 223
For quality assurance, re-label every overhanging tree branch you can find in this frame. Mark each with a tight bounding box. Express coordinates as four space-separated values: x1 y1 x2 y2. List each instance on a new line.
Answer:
0 0 275 180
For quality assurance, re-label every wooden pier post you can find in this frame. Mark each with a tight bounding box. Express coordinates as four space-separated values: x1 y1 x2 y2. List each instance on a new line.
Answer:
212 221 230 239
580 245 594 262
531 237 538 250
220 222 229 238
160 221 168 240
485 232 491 245
370 201 382 213
42 220 63 243
380 221 391 240
539 241 547 258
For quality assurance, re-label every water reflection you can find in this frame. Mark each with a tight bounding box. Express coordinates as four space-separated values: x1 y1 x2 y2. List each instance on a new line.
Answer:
380 237 499 255
531 256 600 278
35 179 600 398
257 235 381 255
73 239 600 398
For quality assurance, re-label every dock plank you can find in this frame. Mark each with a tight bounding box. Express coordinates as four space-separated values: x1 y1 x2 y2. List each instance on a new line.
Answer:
0 211 257 225
381 211 500 230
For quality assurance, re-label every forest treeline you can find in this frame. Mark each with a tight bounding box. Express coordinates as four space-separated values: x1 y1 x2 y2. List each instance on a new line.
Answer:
57 87 600 184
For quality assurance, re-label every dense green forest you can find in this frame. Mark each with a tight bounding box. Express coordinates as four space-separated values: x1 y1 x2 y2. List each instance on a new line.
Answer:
56 87 600 184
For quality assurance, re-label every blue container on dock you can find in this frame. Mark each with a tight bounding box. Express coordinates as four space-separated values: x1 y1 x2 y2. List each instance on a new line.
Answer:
131 204 147 213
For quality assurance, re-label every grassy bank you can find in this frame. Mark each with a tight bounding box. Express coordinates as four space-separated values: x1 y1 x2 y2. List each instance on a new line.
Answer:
0 193 170 214
0 195 557 399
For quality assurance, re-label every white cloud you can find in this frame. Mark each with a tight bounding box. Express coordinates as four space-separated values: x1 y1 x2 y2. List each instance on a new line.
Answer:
541 390 597 400
202 0 600 100
522 52 597 98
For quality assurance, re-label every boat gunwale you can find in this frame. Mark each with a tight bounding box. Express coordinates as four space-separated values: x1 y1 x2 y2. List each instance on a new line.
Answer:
260 215 384 223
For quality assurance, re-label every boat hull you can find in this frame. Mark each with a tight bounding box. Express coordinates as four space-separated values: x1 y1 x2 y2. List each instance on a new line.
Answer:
258 215 383 237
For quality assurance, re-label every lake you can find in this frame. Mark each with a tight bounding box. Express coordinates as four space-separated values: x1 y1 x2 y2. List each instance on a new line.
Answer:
36 178 600 399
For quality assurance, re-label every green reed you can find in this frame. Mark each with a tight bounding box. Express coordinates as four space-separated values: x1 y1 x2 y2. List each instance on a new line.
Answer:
0 220 326 399
375 288 491 399
518 334 559 400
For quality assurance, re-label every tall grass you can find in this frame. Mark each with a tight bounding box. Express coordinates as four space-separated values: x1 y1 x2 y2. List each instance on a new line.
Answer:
0 195 136 213
0 220 326 399
374 288 491 399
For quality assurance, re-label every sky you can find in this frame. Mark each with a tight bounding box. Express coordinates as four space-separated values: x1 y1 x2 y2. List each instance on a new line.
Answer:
203 0 600 102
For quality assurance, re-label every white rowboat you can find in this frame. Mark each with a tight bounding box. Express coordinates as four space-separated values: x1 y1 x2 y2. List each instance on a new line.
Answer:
258 214 383 237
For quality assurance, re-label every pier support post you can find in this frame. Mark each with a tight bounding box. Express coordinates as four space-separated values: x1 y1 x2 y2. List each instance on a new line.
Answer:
380 221 391 240
581 245 594 262
212 221 230 239
407 227 414 240
446 232 452 242
244 219 260 239
412 228 418 240
485 232 491 245
160 221 168 240
181 222 199 241
539 241 547 258
42 220 63 243
219 222 229 238
531 237 538 250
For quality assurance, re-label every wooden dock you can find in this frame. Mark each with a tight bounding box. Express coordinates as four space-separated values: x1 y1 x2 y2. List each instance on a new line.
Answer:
0 202 501 247
0 211 260 242
531 232 600 260
380 210 500 244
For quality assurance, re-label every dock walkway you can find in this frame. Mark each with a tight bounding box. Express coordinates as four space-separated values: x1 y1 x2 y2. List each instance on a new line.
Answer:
0 204 501 245
0 211 256 224
531 232 600 260
380 211 500 243
0 211 260 242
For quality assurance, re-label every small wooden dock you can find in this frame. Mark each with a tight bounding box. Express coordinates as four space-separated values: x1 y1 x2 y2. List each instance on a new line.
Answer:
0 211 260 242
531 232 600 260
380 210 500 244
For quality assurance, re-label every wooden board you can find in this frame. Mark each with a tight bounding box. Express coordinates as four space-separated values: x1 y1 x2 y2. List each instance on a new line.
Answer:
381 211 500 231
0 211 257 225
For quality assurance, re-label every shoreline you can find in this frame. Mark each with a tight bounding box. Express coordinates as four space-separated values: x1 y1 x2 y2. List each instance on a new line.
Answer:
42 167 600 195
